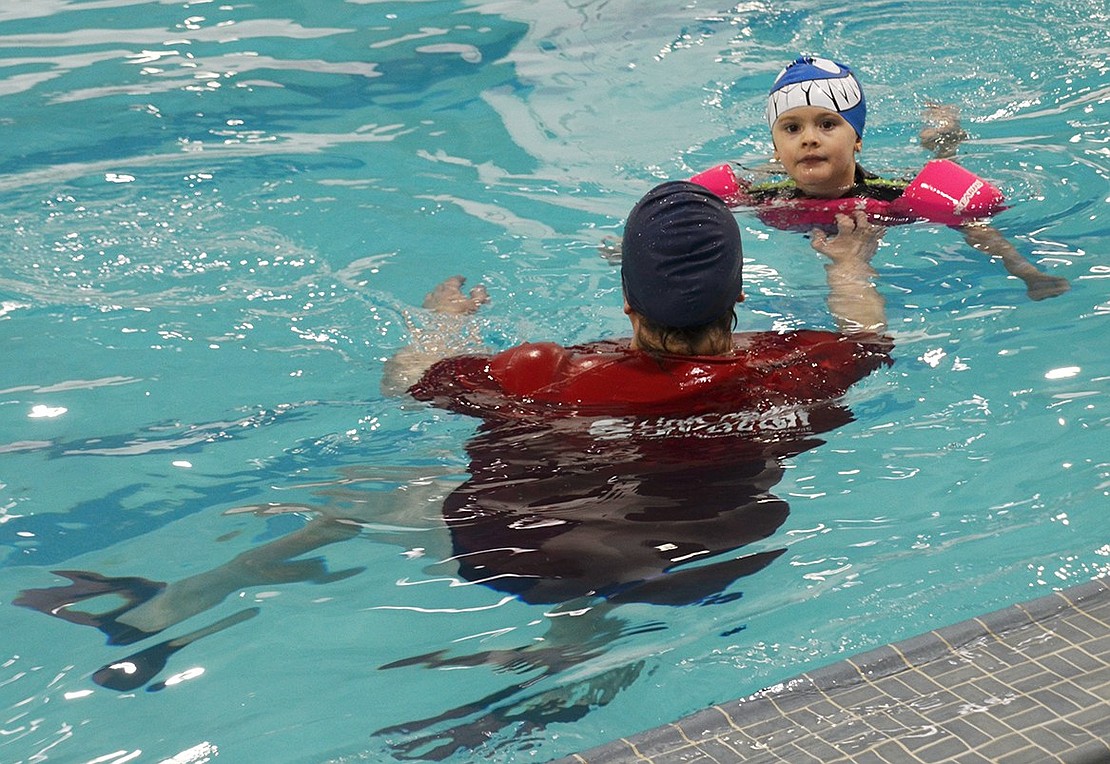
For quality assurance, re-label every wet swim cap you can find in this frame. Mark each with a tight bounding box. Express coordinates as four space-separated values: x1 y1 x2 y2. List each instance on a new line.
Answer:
766 56 866 138
621 181 743 329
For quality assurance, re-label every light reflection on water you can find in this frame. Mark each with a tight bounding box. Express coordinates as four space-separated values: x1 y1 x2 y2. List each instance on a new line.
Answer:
0 0 1106 762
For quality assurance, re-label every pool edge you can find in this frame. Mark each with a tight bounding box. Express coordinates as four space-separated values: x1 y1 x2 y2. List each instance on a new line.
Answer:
556 577 1110 763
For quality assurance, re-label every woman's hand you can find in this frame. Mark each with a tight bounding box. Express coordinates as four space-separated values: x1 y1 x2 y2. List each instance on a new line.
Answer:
423 275 489 315
810 210 885 264
381 276 490 396
812 211 888 336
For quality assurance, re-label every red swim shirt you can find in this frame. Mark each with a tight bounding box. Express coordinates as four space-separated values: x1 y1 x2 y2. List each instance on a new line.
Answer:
409 329 892 421
408 329 891 605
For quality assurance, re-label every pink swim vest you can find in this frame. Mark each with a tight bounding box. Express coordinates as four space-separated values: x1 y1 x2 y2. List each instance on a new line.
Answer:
690 159 1006 231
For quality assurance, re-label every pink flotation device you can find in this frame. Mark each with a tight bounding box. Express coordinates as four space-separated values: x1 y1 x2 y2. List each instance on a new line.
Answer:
889 159 1006 225
689 159 1005 231
689 163 745 203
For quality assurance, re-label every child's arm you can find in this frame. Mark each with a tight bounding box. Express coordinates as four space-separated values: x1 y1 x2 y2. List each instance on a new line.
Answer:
919 105 1070 300
810 211 888 336
958 223 1070 301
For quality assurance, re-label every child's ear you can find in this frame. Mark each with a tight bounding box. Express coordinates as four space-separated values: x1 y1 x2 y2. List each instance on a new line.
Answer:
854 138 862 153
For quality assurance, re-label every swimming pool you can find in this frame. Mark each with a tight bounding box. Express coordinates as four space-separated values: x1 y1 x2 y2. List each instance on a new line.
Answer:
0 0 1106 761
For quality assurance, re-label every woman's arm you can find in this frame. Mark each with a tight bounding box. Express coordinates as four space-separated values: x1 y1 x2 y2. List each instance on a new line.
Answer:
811 211 888 336
380 276 489 396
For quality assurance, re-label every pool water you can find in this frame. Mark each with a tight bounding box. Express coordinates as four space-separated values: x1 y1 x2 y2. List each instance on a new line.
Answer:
1 0 1107 762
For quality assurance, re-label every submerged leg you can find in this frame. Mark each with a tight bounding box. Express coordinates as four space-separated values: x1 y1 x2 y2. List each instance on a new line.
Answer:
16 517 361 644
377 603 647 761
114 515 362 635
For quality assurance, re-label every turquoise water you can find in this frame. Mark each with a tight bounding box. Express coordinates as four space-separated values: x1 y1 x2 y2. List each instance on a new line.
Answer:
0 0 1107 761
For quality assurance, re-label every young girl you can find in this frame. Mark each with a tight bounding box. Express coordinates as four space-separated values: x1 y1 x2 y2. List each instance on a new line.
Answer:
693 56 1069 301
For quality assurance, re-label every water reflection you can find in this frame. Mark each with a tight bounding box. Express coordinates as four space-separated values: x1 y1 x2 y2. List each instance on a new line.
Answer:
372 381 888 757
15 377 876 756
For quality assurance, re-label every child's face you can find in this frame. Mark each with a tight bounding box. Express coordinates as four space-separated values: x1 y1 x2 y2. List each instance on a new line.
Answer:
771 107 862 198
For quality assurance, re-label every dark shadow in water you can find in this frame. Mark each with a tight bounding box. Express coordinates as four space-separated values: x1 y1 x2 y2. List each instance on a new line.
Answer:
13 569 167 646
372 396 864 759
92 607 260 692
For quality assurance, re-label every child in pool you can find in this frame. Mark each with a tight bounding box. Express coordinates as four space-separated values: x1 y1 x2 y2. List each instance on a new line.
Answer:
700 56 1069 301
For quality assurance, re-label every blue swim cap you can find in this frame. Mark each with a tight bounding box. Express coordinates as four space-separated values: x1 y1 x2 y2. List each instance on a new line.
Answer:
621 181 743 329
766 56 866 138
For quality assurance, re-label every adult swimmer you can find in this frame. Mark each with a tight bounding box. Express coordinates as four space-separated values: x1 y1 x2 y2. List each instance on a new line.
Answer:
383 181 893 610
372 182 897 755
688 56 1070 301
16 183 893 718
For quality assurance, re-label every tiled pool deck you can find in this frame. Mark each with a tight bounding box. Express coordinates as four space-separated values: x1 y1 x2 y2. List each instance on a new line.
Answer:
559 577 1110 764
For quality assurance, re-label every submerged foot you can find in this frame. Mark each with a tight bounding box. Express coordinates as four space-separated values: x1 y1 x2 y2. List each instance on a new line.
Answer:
14 570 167 645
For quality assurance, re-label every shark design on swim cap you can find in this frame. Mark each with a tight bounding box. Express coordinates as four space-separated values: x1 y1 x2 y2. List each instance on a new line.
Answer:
765 56 866 137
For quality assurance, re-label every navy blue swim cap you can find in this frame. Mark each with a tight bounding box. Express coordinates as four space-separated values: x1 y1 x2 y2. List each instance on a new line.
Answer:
766 56 866 138
621 181 743 329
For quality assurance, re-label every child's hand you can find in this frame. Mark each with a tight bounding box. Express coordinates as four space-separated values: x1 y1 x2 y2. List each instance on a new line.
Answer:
920 103 968 158
960 223 1071 301
422 275 490 315
810 211 885 264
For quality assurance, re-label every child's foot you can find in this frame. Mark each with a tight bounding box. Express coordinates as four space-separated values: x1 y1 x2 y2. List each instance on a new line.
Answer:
1025 273 1070 301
